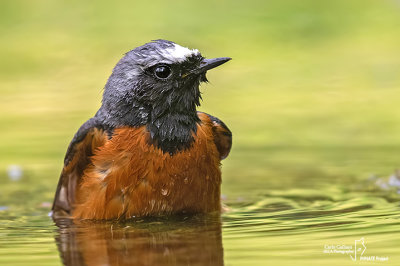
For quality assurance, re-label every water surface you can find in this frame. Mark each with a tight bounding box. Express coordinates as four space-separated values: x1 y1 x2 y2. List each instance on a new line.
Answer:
0 147 399 265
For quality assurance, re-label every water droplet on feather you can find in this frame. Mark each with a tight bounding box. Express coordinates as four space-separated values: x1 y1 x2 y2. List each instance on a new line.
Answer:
161 188 168 196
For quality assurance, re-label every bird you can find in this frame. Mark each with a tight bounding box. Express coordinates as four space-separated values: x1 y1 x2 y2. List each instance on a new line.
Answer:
52 40 232 220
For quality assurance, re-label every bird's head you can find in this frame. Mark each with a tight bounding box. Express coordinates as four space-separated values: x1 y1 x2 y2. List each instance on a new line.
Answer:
97 40 230 153
99 40 230 127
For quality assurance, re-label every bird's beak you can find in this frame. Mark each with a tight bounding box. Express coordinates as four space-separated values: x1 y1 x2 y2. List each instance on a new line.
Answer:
183 57 231 78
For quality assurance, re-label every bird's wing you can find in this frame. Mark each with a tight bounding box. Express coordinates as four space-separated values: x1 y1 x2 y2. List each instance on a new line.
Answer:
200 112 232 160
52 118 109 219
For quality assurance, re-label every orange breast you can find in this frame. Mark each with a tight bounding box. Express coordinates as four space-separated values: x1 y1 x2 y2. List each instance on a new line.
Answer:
72 113 221 220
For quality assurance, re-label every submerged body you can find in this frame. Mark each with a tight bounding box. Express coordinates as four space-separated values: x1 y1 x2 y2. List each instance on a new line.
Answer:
52 40 232 220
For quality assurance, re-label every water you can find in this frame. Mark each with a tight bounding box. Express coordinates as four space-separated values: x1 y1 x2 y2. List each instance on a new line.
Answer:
0 147 399 265
2 0 400 264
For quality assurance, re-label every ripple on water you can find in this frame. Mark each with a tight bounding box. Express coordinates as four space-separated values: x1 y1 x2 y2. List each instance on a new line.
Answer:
0 187 399 266
222 188 400 237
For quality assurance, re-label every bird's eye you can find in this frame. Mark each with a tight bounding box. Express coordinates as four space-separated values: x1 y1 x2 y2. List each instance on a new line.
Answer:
154 65 171 79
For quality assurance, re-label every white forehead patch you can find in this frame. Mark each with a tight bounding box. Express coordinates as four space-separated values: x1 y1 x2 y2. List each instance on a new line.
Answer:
160 43 199 63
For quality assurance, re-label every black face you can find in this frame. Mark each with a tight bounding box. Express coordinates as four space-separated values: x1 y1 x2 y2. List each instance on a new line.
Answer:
97 39 228 154
134 52 206 115
145 54 206 81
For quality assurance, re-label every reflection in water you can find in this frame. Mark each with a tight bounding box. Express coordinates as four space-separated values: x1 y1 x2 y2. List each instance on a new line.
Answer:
54 215 224 266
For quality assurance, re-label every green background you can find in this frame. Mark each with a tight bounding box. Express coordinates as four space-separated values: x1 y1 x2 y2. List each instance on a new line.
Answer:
1 0 400 265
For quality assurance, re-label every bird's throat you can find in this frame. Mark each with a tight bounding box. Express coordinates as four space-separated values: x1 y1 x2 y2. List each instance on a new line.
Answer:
147 111 200 154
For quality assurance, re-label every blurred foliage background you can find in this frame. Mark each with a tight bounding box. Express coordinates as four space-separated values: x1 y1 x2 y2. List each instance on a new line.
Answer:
1 0 400 200
2 1 400 265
